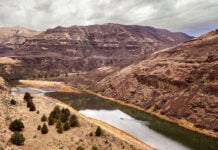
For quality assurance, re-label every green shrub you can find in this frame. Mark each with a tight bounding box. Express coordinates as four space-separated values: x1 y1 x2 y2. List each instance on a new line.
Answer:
41 123 48 134
57 125 63 134
69 114 79 127
63 121 70 131
48 116 54 125
60 113 68 123
92 146 98 150
95 126 102 136
54 106 61 114
52 106 61 120
56 120 62 129
9 119 24 132
29 102 36 111
10 132 25 145
41 114 47 122
89 132 93 136
24 92 32 101
10 99 16 105
37 125 41 130
76 146 84 150
60 108 70 123
27 99 33 108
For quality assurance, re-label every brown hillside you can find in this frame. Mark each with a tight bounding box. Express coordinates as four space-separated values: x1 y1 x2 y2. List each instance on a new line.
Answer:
94 29 218 132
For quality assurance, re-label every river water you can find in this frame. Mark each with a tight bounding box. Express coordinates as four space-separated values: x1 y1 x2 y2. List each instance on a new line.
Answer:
11 85 218 150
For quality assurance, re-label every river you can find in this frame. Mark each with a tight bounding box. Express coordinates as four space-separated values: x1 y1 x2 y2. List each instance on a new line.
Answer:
11 85 218 150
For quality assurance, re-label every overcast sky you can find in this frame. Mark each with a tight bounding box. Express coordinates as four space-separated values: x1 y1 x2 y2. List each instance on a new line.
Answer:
0 0 218 36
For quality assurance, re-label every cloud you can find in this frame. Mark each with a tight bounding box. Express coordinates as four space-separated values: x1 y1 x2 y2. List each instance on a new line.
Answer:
0 0 217 36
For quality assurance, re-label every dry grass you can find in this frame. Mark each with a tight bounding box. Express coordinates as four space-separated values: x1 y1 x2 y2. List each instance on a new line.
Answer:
0 79 151 150
0 57 20 65
19 80 80 93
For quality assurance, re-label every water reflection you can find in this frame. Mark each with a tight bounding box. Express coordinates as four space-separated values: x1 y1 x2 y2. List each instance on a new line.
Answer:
47 92 218 150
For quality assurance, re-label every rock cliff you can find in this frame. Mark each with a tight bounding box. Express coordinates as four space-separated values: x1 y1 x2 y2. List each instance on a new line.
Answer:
95 29 218 132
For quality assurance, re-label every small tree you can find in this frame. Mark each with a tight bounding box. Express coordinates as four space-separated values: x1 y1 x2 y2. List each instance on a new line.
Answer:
41 123 48 134
29 102 36 111
41 114 47 122
60 108 70 123
10 99 16 105
76 146 84 150
9 119 24 132
54 106 61 114
57 125 63 134
69 114 79 127
92 146 98 150
95 126 102 137
63 121 70 131
56 120 62 129
37 125 41 130
24 92 32 101
48 116 54 125
10 132 25 145
27 100 32 108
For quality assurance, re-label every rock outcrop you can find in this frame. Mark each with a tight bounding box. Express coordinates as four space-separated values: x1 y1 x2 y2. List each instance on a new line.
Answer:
15 23 192 58
95 29 218 132
0 27 41 53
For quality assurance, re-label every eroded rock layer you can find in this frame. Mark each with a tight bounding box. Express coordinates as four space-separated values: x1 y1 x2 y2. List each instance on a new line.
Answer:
95 29 218 131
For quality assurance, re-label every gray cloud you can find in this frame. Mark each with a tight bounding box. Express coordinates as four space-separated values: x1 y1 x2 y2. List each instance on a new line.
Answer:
0 0 218 36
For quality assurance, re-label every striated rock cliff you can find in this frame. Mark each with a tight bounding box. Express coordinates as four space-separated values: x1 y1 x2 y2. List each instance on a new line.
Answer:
0 24 192 79
15 23 192 58
0 27 41 53
95 29 218 132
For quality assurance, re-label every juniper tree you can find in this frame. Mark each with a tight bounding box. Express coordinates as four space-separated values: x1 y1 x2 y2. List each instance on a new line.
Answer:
9 119 24 132
10 132 25 145
41 123 48 134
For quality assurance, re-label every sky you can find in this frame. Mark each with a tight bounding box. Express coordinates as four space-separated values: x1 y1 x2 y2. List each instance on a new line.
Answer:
0 0 218 36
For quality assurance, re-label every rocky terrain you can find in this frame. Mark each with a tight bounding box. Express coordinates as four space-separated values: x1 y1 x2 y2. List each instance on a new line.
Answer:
0 24 192 79
0 27 41 53
94 29 218 133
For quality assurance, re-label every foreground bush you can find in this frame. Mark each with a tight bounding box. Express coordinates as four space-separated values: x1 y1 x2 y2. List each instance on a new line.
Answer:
92 146 98 150
10 132 25 145
41 114 47 122
10 99 16 105
41 123 48 134
63 121 70 131
76 146 84 150
57 125 63 134
24 92 32 102
9 119 24 132
95 126 102 136
29 102 36 111
69 114 79 127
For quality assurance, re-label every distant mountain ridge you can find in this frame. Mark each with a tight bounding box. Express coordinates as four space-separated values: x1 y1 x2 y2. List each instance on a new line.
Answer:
0 24 192 57
0 23 192 79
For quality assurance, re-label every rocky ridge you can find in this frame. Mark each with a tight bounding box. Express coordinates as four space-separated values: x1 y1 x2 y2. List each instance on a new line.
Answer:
94 29 218 132
0 27 41 52
0 24 192 79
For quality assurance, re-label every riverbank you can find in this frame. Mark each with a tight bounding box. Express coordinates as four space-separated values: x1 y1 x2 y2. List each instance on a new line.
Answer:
17 79 152 149
51 95 153 150
19 80 80 93
84 90 218 139
18 79 218 138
